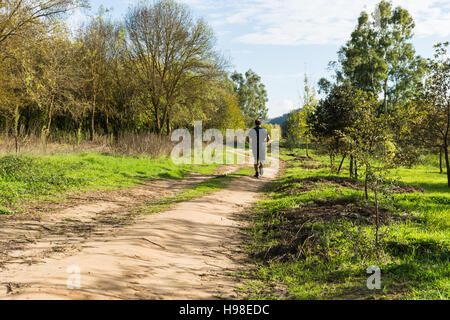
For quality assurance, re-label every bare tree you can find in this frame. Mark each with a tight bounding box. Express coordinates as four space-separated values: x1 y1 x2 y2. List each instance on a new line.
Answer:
0 37 25 152
0 0 87 44
23 26 79 149
125 0 224 135
77 12 117 141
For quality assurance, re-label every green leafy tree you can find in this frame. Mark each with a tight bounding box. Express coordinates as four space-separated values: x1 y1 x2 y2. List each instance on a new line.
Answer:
284 109 304 150
77 11 116 141
231 69 268 127
343 90 396 248
0 38 26 152
309 82 358 173
23 26 79 149
415 43 450 187
190 77 245 131
338 1 425 113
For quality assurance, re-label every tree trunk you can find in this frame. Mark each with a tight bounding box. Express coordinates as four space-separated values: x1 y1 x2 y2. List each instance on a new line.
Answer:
166 115 171 136
77 123 82 146
337 154 346 174
364 166 369 200
329 153 335 172
440 147 443 174
383 78 388 114
444 143 450 188
46 102 53 139
375 187 379 249
14 106 20 154
154 110 162 136
153 99 162 136
41 99 54 153
104 114 109 135
161 105 169 137
306 137 309 157
354 158 358 180
90 96 96 141
4 117 9 138
349 155 354 179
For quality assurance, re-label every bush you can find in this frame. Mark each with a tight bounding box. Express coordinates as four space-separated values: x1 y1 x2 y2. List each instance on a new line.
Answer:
112 132 175 158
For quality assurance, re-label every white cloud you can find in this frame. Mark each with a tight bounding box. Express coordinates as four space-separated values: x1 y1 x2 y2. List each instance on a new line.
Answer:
267 98 298 118
181 0 450 45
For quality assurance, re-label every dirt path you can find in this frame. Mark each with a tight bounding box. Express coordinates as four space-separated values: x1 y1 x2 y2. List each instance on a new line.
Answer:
0 158 278 299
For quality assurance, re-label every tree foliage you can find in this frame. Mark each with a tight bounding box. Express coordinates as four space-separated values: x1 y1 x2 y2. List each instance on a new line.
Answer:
0 0 250 151
338 0 425 113
231 69 268 127
414 43 450 186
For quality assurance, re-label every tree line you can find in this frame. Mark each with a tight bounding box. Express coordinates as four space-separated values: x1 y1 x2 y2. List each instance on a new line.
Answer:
284 0 449 188
0 0 269 152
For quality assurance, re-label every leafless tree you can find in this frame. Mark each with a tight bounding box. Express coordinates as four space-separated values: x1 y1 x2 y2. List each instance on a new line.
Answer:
0 0 87 44
125 0 224 135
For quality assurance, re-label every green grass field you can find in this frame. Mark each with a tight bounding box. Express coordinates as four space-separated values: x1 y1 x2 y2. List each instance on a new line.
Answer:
0 152 222 214
240 148 449 300
2 146 447 299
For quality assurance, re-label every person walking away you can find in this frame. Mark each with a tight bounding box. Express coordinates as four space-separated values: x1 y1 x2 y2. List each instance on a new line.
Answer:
246 119 271 178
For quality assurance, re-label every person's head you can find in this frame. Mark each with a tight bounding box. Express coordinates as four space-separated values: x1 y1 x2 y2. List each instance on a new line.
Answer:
255 119 262 126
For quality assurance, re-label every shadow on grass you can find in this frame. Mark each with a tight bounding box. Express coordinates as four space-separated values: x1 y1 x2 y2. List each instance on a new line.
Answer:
277 175 425 195
409 181 450 193
384 238 450 262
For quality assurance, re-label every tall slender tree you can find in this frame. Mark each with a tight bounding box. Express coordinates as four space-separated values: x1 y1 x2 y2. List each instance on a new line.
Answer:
23 26 79 148
77 11 117 140
231 69 268 127
338 1 424 112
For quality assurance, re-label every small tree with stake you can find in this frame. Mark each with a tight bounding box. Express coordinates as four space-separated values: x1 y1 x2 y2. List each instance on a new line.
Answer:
344 90 397 249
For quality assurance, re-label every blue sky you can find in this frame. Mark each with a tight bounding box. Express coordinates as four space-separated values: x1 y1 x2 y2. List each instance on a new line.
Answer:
69 0 450 118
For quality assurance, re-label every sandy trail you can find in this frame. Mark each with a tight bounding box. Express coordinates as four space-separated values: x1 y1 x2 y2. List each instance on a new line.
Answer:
0 173 216 270
0 157 278 299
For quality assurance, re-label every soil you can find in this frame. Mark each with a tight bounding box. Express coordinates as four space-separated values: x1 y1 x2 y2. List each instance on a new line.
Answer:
257 197 411 262
0 153 279 300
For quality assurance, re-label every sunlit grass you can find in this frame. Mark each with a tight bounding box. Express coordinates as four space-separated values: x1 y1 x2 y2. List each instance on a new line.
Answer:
0 152 223 212
240 147 449 300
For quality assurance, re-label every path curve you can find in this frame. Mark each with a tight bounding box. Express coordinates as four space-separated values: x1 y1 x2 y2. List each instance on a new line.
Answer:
0 155 278 299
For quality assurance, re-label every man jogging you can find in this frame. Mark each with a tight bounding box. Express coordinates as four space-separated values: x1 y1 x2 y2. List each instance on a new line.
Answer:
246 119 271 178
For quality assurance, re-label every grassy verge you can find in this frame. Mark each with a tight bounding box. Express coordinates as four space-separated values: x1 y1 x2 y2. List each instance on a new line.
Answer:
0 152 223 213
240 148 449 300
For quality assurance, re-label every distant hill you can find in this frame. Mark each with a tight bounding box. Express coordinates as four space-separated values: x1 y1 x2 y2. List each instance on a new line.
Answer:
267 113 289 127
